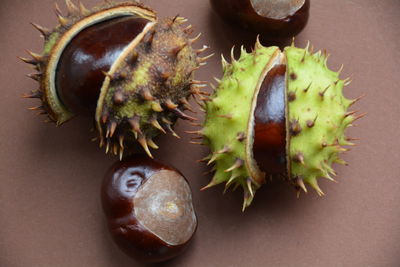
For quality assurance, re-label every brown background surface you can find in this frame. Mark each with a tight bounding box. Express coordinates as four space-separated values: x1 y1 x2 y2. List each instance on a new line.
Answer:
1 0 399 266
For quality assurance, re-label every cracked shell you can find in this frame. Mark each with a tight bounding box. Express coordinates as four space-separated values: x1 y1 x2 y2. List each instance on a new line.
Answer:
21 0 210 159
198 39 363 210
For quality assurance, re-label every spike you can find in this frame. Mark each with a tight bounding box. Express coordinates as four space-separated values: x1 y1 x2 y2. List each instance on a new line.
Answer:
288 91 296 102
54 4 69 26
319 85 330 97
190 141 203 145
150 118 166 134
163 120 180 138
198 53 214 63
290 119 302 136
185 130 203 135
27 73 41 81
346 136 359 141
144 30 156 45
300 49 307 62
255 35 262 49
175 16 188 24
189 33 201 44
18 56 37 65
183 25 193 34
344 110 357 118
65 0 79 15
350 94 366 106
344 77 352 86
172 107 197 121
221 54 228 70
101 112 108 124
151 101 163 112
30 23 51 39
224 159 244 172
306 116 317 128
28 105 43 111
196 45 209 54
119 135 124 149
201 180 218 191
230 46 236 62
293 152 305 165
207 153 220 165
335 158 348 166
128 116 142 135
352 112 367 122
141 88 154 101
105 139 110 154
246 178 254 197
113 143 118 156
170 43 187 56
27 50 43 62
113 91 125 105
308 178 324 196
138 135 153 158
217 145 231 154
197 155 211 163
236 132 246 142
22 90 42 99
78 1 90 16
147 138 159 149
165 99 178 109
303 82 312 93
296 177 308 193
119 147 124 161
180 97 195 113
216 114 233 119
108 121 117 138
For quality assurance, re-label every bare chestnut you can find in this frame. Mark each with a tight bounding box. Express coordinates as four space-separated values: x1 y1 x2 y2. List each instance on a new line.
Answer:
56 16 150 115
101 155 197 263
252 64 287 175
210 0 310 38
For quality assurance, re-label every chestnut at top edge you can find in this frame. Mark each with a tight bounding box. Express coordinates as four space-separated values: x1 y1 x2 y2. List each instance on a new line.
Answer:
210 0 310 38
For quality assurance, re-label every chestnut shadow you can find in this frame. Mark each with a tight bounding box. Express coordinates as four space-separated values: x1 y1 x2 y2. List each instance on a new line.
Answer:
207 10 307 57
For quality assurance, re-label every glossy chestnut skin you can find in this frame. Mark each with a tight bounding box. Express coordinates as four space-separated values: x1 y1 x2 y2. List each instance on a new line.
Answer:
253 64 287 175
210 0 310 38
101 155 197 263
56 16 149 115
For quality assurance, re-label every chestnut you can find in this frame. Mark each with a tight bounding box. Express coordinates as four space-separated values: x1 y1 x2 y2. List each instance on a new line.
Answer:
21 1 209 158
56 16 150 115
210 0 310 38
253 64 287 175
101 155 197 263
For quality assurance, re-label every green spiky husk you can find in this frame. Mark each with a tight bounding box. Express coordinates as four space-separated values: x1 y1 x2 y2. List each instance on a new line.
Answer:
285 46 355 194
201 41 358 210
202 45 280 209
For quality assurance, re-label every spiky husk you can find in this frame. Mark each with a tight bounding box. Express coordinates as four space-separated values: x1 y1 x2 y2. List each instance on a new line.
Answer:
285 45 357 195
201 44 281 210
21 0 210 158
22 1 156 124
200 41 360 210
96 17 204 159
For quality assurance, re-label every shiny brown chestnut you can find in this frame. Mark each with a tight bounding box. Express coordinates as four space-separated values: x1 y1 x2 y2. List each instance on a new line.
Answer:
56 16 150 115
253 64 287 175
101 155 197 263
210 0 310 38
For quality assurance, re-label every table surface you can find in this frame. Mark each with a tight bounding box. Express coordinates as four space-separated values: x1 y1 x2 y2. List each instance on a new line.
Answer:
1 0 399 266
